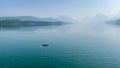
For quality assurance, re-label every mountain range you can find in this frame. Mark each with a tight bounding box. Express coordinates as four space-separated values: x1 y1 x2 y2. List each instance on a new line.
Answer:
0 16 60 22
0 16 78 23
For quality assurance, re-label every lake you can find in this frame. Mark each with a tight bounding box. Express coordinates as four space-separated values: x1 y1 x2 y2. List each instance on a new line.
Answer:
0 23 120 68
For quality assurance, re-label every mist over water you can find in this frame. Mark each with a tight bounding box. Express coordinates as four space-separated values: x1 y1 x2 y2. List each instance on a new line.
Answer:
1 0 120 67
0 21 120 68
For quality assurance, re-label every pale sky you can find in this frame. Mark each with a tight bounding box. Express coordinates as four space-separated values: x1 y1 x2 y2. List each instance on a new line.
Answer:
0 0 120 20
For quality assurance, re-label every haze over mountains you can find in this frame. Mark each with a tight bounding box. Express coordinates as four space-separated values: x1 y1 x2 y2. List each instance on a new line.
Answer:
0 16 60 22
104 13 120 26
77 13 120 26
1 14 120 26
0 16 80 29
0 16 71 28
0 16 77 23
56 16 79 23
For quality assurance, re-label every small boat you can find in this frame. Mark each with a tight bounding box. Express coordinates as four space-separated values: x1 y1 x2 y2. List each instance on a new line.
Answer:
42 44 49 47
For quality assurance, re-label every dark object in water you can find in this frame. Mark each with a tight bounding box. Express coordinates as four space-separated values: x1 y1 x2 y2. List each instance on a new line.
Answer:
42 44 49 47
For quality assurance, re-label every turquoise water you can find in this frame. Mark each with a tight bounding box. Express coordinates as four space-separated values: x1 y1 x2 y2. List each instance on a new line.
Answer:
0 24 120 68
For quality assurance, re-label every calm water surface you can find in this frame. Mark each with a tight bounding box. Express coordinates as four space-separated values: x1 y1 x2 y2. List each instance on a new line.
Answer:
0 24 120 68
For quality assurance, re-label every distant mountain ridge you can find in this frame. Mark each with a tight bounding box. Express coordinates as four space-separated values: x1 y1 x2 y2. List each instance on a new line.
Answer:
0 16 61 22
0 16 78 23
0 16 68 28
106 19 120 25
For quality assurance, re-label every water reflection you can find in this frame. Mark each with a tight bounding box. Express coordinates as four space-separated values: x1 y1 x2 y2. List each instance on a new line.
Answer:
0 23 120 68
